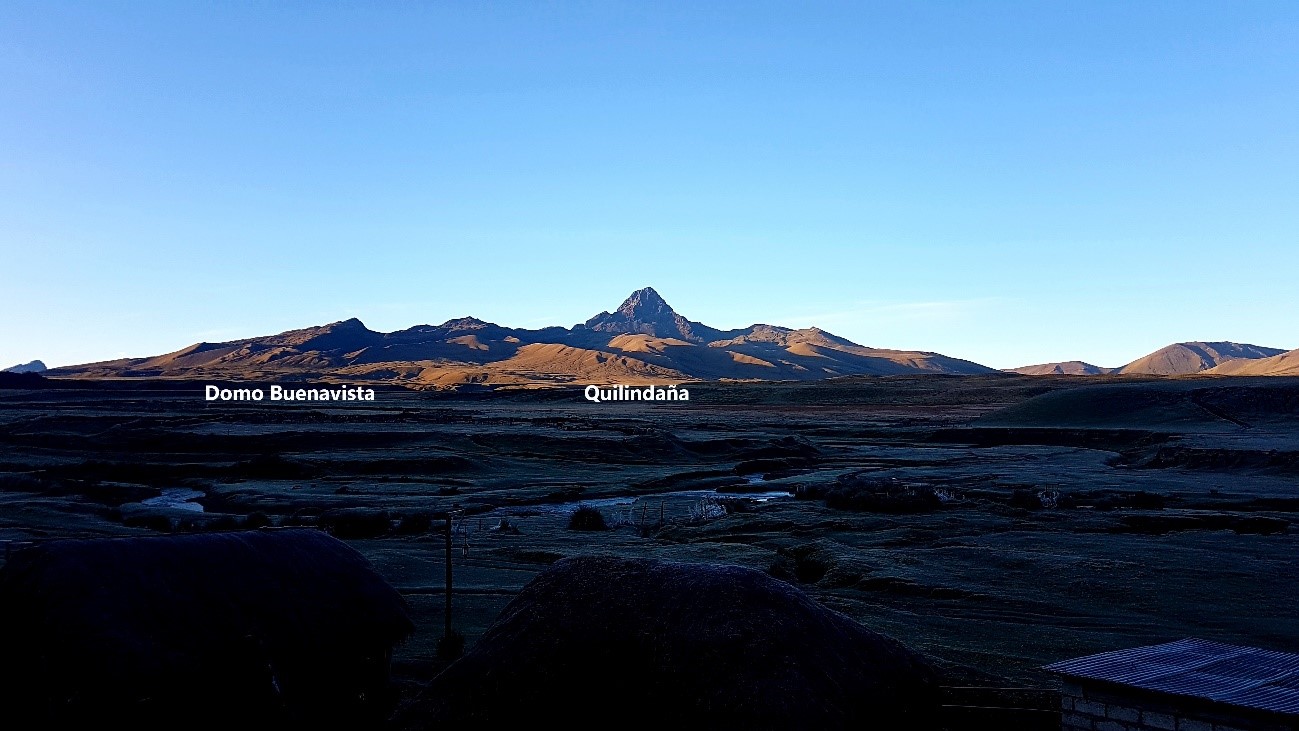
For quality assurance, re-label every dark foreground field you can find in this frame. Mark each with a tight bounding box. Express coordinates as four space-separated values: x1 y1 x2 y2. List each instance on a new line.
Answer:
2 374 1297 697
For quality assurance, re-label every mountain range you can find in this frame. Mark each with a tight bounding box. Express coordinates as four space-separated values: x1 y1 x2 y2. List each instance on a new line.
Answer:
39 290 1299 387
47 288 993 387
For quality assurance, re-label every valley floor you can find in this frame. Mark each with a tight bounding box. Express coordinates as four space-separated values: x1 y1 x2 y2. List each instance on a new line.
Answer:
1 374 1296 692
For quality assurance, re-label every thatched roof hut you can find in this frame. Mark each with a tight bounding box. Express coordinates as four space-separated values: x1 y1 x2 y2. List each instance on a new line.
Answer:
0 529 412 729
397 555 939 730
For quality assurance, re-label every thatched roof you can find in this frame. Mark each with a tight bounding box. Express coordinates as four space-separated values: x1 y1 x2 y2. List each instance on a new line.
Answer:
0 529 412 728
397 555 939 730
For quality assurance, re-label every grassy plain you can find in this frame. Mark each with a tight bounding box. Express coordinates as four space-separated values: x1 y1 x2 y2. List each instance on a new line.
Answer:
1 374 1296 694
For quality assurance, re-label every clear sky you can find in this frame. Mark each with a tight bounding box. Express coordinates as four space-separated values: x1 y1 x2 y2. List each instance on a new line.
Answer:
2 2 1297 370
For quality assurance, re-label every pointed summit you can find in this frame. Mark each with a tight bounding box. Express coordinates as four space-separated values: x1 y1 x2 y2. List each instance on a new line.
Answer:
616 287 675 319
582 287 717 343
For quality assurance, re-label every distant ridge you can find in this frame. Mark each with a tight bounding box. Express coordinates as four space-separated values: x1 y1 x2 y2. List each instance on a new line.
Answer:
1004 361 1112 376
1008 342 1289 377
3 360 46 374
48 288 994 388
1117 342 1285 376
1204 348 1299 376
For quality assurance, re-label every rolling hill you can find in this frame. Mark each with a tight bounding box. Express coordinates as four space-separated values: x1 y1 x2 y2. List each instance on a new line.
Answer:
1116 342 1286 376
1004 361 1113 376
1008 342 1288 377
1204 348 1299 376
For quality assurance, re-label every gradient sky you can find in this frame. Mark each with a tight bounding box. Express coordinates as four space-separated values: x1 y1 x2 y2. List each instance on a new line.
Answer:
3 2 1297 370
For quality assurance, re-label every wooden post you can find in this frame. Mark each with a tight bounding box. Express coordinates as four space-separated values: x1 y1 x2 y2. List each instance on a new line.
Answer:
444 511 454 639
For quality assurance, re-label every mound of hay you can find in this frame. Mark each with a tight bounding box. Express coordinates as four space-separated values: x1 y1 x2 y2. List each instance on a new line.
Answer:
0 529 412 729
398 555 939 730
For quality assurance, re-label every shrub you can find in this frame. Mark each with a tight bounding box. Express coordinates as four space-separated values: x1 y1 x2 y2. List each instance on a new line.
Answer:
1125 491 1167 509
244 511 273 529
813 475 942 514
685 498 727 524
1233 516 1288 535
0 473 42 492
715 497 755 514
1090 491 1168 511
235 453 315 479
775 545 834 584
281 511 319 527
319 509 392 538
395 512 434 535
488 518 520 535
1010 489 1040 509
203 514 240 532
568 505 607 531
123 513 174 532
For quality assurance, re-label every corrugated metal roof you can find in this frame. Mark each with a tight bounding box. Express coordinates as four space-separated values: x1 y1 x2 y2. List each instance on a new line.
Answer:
1046 638 1299 716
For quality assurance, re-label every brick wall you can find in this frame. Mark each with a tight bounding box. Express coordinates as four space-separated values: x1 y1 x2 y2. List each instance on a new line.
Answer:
1059 682 1295 731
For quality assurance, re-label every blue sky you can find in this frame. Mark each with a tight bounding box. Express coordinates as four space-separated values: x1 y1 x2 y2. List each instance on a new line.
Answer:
2 2 1297 369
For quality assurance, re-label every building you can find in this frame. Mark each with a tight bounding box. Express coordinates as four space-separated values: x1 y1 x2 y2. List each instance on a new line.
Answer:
1047 638 1299 731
